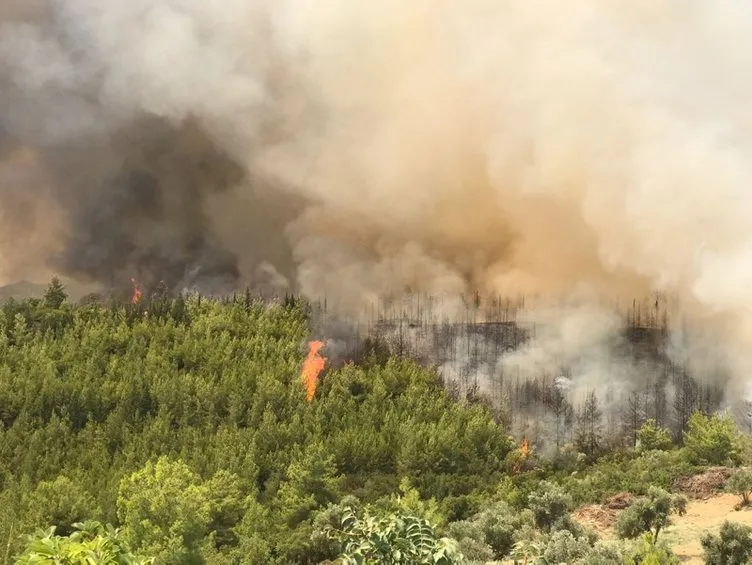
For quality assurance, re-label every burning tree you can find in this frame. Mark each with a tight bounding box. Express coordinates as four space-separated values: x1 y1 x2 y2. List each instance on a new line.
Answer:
130 278 142 304
302 341 326 402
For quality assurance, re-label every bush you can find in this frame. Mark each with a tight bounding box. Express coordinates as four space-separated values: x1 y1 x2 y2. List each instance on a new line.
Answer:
576 539 627 565
325 507 464 564
309 496 362 561
22 476 100 537
15 521 152 565
509 537 547 564
562 449 694 507
528 481 573 531
624 533 680 565
494 473 539 509
446 500 535 560
637 419 674 453
543 529 591 564
116 457 245 563
552 514 598 544
450 536 494 563
725 468 752 508
701 521 752 565
683 411 742 467
739 435 752 466
380 477 447 527
615 486 687 543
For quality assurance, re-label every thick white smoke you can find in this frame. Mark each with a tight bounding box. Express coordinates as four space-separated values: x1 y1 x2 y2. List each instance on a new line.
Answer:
3 0 752 406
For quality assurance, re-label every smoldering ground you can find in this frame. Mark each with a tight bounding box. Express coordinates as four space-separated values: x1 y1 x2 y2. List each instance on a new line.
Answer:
3 0 752 419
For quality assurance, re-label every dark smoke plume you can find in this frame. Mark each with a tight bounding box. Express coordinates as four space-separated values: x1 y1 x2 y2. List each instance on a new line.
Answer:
0 0 301 296
51 118 246 295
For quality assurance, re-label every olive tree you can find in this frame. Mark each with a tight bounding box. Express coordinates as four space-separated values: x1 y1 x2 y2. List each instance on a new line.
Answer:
725 468 752 508
615 486 687 543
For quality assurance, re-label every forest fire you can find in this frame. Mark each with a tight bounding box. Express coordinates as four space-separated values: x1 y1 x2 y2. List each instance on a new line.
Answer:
130 278 142 304
302 340 326 402
520 437 530 459
512 437 531 474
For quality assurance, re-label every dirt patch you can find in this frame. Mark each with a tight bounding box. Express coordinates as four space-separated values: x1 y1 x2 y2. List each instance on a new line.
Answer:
572 493 635 532
574 491 752 564
673 467 733 500
572 504 618 532
662 493 752 564
603 492 635 510
571 471 750 564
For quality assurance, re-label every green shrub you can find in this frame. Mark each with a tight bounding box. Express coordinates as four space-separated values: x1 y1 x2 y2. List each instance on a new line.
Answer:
575 539 627 565
683 411 742 467
374 477 447 528
494 473 542 509
551 514 598 544
528 481 573 531
615 486 687 543
624 533 680 565
738 435 752 466
509 537 546 564
701 521 752 565
309 496 362 561
324 507 464 564
446 501 535 560
636 419 674 453
450 535 494 563
725 468 752 508
117 457 246 563
562 449 694 507
542 529 591 564
15 521 151 565
22 476 100 538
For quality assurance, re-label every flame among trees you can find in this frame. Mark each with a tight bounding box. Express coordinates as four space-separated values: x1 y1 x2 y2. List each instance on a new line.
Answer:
511 436 533 474
131 278 142 304
302 340 326 402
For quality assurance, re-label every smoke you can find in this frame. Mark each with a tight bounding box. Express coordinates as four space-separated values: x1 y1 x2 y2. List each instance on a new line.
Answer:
0 0 303 294
3 0 752 408
501 301 627 404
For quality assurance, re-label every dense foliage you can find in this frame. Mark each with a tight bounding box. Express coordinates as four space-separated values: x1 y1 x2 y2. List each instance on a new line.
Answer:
15 521 149 565
701 521 752 565
1 281 747 564
323 508 462 564
683 411 743 467
636 419 673 453
0 282 513 563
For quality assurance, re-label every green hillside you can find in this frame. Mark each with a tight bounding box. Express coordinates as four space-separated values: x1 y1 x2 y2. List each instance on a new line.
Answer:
3 280 750 565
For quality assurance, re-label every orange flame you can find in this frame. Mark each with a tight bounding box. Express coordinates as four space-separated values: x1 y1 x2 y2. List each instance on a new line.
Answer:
520 437 530 459
301 340 326 402
131 278 142 304
513 437 531 474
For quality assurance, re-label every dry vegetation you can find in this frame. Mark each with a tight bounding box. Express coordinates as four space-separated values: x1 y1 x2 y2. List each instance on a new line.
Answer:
571 469 751 564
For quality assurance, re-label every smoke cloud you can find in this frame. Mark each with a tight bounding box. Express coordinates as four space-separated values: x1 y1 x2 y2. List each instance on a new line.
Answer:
3 0 752 407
